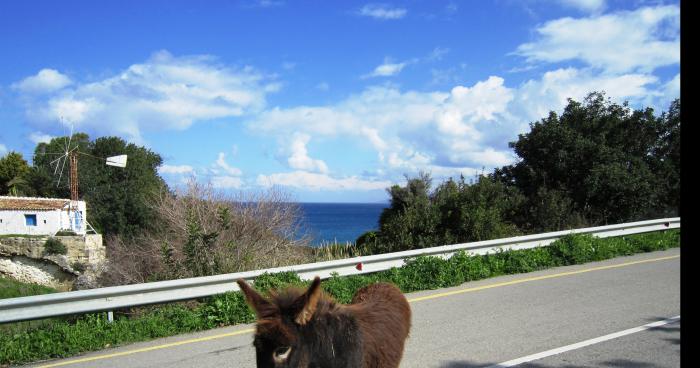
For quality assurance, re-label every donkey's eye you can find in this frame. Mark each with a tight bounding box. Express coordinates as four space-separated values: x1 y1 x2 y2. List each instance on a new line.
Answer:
273 346 291 363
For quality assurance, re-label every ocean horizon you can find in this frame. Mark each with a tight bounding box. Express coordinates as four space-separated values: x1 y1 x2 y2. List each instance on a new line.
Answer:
298 202 388 246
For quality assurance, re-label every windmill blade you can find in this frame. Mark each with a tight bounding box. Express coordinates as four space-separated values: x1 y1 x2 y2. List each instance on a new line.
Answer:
106 154 128 168
55 154 67 186
49 154 67 167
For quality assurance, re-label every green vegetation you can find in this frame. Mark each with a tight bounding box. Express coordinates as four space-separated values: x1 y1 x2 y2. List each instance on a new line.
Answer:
54 230 78 236
1 134 166 238
71 262 86 273
359 93 680 253
100 182 309 286
0 152 31 196
361 172 524 254
0 277 57 300
496 93 679 230
0 230 679 365
31 134 167 238
43 237 67 255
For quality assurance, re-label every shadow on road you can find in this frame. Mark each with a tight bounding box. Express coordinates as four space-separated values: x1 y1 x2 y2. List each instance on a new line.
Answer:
440 359 669 368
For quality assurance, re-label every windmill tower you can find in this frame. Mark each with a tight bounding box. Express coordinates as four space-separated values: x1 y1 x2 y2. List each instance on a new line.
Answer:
47 126 128 234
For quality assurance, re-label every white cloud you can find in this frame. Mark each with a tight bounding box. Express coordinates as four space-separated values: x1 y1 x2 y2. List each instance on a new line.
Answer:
12 69 72 94
158 164 194 175
157 152 245 189
441 146 514 168
514 68 659 122
16 50 277 142
557 0 606 13
365 48 450 80
514 5 680 73
209 152 244 188
215 152 243 176
436 76 514 136
358 4 407 20
364 59 409 78
28 132 54 144
211 175 244 189
257 171 391 191
663 73 680 98
249 61 676 184
286 133 329 174
249 86 446 139
248 77 518 177
0 144 7 154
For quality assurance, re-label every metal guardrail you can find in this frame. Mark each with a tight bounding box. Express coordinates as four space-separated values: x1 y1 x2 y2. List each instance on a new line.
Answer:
0 217 680 324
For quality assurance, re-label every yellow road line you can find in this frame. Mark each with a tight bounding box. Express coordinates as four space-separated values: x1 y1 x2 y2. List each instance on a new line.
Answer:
34 329 255 368
34 254 679 368
407 255 679 303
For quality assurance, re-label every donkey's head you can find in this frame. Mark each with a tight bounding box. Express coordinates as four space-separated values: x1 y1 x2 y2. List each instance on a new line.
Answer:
237 277 325 368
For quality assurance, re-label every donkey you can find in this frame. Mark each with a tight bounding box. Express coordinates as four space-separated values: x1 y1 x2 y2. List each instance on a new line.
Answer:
236 276 411 368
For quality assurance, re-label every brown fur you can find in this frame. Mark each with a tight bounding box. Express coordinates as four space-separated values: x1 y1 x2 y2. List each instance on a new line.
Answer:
349 282 412 368
237 277 411 368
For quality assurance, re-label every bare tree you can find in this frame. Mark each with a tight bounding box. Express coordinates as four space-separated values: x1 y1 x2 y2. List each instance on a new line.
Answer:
101 178 313 285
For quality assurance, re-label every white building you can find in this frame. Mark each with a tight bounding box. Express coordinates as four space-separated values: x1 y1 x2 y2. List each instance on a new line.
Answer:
0 196 89 236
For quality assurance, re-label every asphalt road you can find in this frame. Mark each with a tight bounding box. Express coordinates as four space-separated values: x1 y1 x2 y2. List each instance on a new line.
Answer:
23 248 681 368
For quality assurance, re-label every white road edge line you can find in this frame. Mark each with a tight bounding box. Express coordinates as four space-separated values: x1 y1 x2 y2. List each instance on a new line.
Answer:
489 315 681 367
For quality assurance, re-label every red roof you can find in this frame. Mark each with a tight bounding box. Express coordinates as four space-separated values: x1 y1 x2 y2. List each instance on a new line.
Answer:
0 196 71 211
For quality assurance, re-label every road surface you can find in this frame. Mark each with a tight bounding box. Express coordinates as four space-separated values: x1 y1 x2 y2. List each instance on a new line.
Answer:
23 248 680 368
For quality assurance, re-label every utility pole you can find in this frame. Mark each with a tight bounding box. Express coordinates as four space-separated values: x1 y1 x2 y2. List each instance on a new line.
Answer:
69 151 80 231
69 151 79 202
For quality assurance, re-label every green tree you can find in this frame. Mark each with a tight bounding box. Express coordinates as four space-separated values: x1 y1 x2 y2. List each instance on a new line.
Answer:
649 99 680 216
374 172 441 253
31 133 91 199
0 152 31 195
495 92 680 228
85 136 167 237
366 172 522 254
432 174 523 243
19 166 54 197
32 133 167 237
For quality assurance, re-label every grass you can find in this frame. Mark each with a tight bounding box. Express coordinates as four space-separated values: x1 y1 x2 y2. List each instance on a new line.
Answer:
0 229 680 366
0 277 57 300
309 240 374 261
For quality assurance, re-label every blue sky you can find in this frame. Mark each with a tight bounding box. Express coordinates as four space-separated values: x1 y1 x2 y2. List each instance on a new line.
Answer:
0 0 680 202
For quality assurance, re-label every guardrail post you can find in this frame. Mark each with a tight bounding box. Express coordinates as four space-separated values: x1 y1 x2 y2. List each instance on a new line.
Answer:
107 311 113 323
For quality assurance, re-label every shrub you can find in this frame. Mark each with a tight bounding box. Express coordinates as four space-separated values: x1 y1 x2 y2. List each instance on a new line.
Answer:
355 230 378 248
549 234 598 265
100 180 312 285
71 262 86 273
54 230 78 236
252 271 304 292
371 173 523 254
43 238 67 255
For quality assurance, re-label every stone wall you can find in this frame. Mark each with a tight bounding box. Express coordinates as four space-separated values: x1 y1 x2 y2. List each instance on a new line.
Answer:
0 234 105 290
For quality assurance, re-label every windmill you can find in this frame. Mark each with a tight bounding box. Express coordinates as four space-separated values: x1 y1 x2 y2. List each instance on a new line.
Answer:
45 124 128 234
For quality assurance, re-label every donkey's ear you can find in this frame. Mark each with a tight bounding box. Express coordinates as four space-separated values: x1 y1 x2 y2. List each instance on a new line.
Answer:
295 276 322 325
237 278 271 318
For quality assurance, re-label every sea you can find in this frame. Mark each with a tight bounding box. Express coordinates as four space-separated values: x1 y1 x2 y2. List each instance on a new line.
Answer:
298 203 388 246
